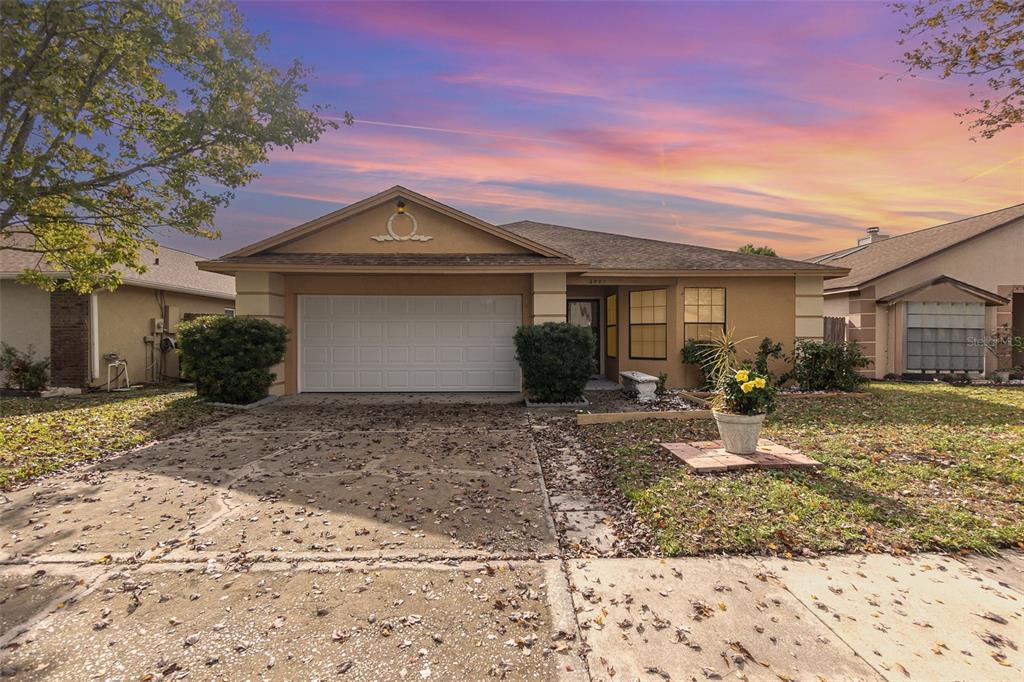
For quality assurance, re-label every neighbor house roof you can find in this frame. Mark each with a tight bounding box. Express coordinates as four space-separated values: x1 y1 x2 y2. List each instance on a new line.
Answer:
810 204 1024 293
0 236 235 300
501 220 846 275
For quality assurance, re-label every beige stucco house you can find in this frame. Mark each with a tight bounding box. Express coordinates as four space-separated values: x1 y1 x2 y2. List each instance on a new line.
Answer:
198 186 846 395
0 243 235 389
811 204 1024 378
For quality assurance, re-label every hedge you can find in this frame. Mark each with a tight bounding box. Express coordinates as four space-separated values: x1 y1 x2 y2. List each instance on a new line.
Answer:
176 316 287 404
514 322 595 403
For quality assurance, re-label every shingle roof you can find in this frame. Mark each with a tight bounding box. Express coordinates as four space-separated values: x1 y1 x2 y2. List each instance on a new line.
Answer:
0 236 235 299
501 220 844 274
202 253 577 268
813 203 1024 291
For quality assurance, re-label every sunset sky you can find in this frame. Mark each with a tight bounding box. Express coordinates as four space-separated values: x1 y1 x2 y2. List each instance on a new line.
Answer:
174 0 1024 260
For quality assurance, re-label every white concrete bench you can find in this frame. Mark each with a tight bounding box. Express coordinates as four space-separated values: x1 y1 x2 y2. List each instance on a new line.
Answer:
620 370 659 403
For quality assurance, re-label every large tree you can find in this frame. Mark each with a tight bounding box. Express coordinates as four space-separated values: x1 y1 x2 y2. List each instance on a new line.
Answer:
1 0 344 292
893 0 1024 139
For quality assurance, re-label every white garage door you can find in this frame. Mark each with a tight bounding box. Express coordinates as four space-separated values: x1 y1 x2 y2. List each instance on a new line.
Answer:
299 295 522 392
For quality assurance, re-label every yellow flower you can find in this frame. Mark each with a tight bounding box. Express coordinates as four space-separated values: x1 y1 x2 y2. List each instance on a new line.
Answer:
735 369 749 382
754 377 766 389
740 381 755 393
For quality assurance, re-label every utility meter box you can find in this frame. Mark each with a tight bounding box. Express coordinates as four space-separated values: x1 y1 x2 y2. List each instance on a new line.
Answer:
151 318 164 334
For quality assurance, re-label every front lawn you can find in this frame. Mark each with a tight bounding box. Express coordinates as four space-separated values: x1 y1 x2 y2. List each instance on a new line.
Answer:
585 382 1024 556
0 387 231 489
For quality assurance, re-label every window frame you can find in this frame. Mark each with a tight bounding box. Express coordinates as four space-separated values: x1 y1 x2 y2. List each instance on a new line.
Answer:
628 288 668 360
606 294 618 358
683 287 727 342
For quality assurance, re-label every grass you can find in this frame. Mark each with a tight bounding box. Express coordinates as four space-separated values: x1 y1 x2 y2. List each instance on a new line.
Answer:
0 386 231 489
585 382 1024 556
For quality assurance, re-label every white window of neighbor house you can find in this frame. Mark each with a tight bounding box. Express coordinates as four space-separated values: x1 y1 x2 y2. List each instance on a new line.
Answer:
684 287 726 341
224 308 236 317
905 301 985 372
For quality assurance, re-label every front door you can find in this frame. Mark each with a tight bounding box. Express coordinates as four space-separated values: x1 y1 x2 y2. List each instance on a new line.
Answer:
567 299 600 375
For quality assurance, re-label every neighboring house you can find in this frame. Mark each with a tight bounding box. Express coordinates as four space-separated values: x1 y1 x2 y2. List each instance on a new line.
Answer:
810 205 1024 378
198 186 846 394
0 241 236 389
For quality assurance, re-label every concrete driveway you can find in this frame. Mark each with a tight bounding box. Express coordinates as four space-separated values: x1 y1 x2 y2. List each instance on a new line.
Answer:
2 395 1022 681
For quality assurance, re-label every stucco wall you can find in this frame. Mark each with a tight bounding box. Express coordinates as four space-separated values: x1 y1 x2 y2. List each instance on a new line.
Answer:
830 221 1023 377
0 280 51 359
272 200 530 255
600 276 798 388
280 274 533 395
869 220 1023 299
94 285 232 387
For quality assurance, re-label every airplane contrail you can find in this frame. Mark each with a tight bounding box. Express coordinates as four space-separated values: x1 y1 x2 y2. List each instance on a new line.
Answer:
962 154 1024 182
326 116 561 144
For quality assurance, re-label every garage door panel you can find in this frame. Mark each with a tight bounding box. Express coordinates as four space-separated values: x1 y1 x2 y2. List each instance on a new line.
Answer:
304 320 330 340
387 347 410 363
305 347 329 364
386 321 410 338
467 321 492 337
330 298 356 316
332 347 355 364
299 295 522 392
413 321 436 338
331 371 356 389
303 371 329 390
413 347 436 363
304 296 331 316
359 347 383 363
333 321 356 338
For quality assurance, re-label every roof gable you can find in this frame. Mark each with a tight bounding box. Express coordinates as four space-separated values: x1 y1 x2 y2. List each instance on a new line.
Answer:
224 186 569 259
818 204 1024 291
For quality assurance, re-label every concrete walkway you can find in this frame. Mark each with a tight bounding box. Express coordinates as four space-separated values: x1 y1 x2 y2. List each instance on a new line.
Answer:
1 395 1021 680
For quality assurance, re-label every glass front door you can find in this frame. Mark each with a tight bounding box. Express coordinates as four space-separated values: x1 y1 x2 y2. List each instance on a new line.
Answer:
567 299 600 375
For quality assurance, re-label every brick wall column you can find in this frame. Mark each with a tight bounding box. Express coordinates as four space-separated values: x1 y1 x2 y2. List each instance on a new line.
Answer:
49 290 91 388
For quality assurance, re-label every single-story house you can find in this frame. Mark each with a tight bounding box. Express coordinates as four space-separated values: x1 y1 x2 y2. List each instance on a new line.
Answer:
198 186 846 394
810 204 1024 378
0 241 236 389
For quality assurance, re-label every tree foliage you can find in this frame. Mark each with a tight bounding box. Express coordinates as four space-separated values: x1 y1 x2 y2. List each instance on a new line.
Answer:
0 0 344 292
737 243 777 257
893 0 1024 139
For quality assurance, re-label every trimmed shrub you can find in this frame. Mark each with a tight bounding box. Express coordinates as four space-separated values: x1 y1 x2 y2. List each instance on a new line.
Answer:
784 340 869 392
176 316 287 404
0 343 49 391
514 322 595 403
753 337 784 381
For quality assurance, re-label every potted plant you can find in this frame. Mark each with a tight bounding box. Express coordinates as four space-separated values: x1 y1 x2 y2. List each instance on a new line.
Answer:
711 368 778 454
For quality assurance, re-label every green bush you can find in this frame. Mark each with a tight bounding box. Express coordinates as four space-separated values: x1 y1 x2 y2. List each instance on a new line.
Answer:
681 339 715 389
0 343 49 391
514 322 595 403
752 337 784 381
783 340 869 392
176 316 287 404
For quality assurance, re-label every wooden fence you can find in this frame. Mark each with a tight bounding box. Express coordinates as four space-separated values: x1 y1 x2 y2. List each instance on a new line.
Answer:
823 316 846 344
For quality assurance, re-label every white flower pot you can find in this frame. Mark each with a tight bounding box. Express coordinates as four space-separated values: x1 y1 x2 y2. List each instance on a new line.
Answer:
712 411 765 455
